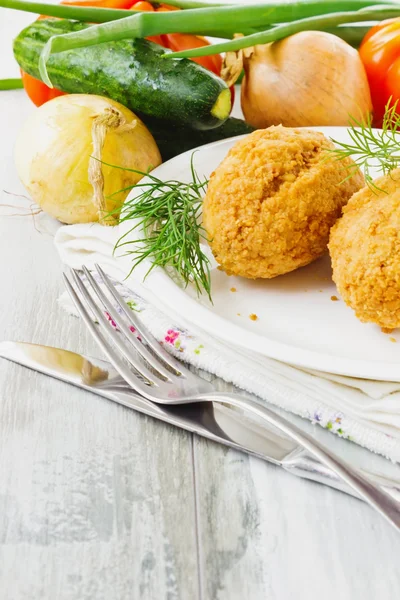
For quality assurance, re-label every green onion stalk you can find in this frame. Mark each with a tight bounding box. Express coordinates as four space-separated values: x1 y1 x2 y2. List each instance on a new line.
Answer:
0 0 373 47
165 5 400 58
0 1 381 48
1 0 389 26
0 0 397 40
0 0 394 20
324 24 374 47
0 78 24 90
1 0 399 85
34 3 400 85
0 0 138 22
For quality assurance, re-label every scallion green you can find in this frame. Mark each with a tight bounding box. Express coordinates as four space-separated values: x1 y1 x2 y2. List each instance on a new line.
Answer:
0 0 137 22
0 78 24 90
3 0 400 87
164 5 400 59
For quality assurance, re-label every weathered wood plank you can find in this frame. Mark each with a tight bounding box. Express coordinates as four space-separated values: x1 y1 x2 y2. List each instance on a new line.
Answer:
194 429 400 600
0 166 200 599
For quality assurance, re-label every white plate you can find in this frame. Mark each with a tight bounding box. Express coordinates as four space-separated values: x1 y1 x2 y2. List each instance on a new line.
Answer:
119 126 400 382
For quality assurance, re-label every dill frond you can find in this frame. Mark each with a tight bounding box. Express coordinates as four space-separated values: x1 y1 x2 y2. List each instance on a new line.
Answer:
112 155 212 300
329 100 400 192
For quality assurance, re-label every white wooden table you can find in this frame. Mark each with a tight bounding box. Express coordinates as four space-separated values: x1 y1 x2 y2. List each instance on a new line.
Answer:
1 7 400 599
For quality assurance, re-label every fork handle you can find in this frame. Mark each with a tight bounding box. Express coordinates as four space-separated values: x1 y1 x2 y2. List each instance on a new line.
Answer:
199 392 400 533
281 447 400 503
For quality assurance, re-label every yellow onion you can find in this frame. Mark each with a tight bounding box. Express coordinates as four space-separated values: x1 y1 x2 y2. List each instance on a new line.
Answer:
15 94 162 225
241 31 372 128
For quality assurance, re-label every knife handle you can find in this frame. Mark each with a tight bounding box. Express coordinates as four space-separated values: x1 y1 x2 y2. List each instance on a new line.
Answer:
282 447 400 503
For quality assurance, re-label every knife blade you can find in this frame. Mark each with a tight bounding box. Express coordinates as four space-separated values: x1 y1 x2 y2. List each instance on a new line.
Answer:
1 340 399 502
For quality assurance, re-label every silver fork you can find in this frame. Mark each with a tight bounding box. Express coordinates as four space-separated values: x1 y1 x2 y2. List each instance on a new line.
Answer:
64 264 400 533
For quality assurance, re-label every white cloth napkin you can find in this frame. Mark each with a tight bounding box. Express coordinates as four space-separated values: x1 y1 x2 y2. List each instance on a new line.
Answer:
55 223 400 463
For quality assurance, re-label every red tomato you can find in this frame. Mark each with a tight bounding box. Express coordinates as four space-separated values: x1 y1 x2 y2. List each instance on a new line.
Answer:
360 18 400 124
360 18 400 46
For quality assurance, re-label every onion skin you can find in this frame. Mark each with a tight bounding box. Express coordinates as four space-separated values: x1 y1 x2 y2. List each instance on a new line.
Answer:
15 94 162 225
241 31 373 128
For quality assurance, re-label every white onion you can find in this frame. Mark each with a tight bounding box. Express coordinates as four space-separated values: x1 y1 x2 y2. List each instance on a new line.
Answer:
241 31 372 128
15 94 162 225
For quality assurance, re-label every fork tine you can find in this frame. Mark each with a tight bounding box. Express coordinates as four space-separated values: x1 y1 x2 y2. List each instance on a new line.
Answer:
95 264 188 376
82 266 173 381
69 269 159 388
63 273 154 398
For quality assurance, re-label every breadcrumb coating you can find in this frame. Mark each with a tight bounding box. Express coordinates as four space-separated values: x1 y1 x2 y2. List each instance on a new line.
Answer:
203 126 364 279
329 169 400 329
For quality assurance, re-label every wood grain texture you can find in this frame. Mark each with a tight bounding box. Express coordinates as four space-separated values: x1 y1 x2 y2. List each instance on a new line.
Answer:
0 205 200 599
193 437 400 600
1 9 400 599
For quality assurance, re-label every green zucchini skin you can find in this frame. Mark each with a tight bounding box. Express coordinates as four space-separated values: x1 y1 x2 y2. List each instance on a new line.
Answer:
13 19 230 131
141 115 255 161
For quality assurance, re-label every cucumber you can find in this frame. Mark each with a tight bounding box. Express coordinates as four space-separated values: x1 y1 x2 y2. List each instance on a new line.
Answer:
141 116 255 161
13 19 231 131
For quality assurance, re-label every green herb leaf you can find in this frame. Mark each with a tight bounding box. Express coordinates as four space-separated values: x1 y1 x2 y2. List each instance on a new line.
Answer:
113 155 212 301
329 99 400 191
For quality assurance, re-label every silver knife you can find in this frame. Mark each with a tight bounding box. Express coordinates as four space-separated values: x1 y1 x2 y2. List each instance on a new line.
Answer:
1 340 399 503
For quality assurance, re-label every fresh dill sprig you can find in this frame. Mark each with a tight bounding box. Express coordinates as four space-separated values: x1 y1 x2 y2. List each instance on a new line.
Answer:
113 155 212 300
329 100 400 191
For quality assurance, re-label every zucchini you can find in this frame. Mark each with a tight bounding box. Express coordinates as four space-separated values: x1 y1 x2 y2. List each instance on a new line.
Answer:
13 19 231 131
141 116 255 161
